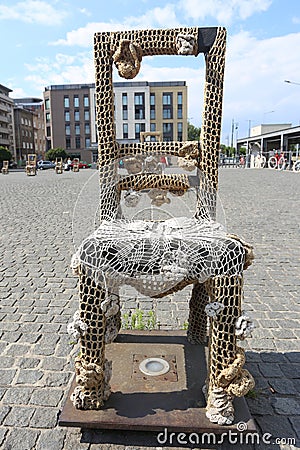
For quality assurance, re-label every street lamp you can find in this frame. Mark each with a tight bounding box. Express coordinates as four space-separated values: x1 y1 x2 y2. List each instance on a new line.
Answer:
263 110 274 122
284 80 300 85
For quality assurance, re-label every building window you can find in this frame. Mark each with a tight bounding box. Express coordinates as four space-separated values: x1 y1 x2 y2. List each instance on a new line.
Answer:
134 93 145 120
177 92 183 119
150 93 156 119
75 124 80 135
122 93 128 120
84 110 90 121
64 96 69 108
65 111 70 122
74 96 79 108
45 112 50 122
163 93 172 105
74 110 80 121
85 137 91 148
122 93 128 105
65 124 70 135
75 137 81 148
163 92 173 120
150 123 156 141
123 123 128 139
177 122 183 141
46 126 51 137
45 98 50 110
85 123 90 135
163 123 173 141
135 123 145 140
163 108 172 119
84 95 89 107
66 137 71 149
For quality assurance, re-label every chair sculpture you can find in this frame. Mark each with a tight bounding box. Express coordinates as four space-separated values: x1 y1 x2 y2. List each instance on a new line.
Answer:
26 154 37 176
1 160 9 175
73 158 79 172
68 26 255 426
55 157 63 174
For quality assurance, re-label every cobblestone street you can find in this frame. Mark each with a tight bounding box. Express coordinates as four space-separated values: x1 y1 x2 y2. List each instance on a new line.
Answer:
0 168 299 449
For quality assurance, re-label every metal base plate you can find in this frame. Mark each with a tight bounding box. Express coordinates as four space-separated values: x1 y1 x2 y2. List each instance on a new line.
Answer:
59 331 256 433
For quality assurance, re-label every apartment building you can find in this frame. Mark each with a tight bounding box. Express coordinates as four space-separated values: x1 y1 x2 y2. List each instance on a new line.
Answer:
13 98 45 161
43 84 94 162
43 81 188 162
0 84 14 154
14 98 45 158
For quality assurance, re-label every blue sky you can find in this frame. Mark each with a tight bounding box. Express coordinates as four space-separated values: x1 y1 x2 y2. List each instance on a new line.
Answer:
1 0 300 142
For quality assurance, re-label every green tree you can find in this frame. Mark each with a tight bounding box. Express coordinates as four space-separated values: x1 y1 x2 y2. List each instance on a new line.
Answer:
0 147 12 162
45 147 68 161
188 122 201 141
220 144 235 156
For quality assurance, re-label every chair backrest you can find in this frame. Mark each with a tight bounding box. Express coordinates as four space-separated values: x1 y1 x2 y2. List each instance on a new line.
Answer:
27 154 36 166
94 27 226 221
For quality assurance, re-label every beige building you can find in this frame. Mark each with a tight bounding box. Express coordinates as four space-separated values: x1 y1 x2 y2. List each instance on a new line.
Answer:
0 84 14 154
44 81 188 163
113 81 188 143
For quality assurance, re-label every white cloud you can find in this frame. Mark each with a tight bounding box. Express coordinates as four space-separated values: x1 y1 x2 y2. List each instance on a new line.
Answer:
24 51 94 93
79 8 91 17
178 0 272 24
0 0 68 25
50 22 127 46
125 4 179 28
223 31 300 137
50 4 179 47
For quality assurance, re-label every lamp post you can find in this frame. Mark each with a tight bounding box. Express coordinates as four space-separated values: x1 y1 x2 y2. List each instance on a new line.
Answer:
230 119 238 156
263 110 275 122
284 80 300 85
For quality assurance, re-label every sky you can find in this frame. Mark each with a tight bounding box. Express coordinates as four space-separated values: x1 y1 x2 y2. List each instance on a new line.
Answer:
1 0 300 144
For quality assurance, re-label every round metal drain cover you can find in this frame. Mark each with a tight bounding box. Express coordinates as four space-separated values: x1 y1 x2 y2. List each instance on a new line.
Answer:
139 357 170 377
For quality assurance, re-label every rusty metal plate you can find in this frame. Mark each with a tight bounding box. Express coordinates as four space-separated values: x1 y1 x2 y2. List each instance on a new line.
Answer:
59 330 257 434
132 354 178 381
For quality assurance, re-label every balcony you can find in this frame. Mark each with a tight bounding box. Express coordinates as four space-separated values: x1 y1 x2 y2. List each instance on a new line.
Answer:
0 114 10 123
0 137 10 145
0 126 10 134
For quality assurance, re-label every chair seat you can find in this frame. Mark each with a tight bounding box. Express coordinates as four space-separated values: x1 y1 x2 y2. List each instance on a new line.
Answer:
75 217 245 297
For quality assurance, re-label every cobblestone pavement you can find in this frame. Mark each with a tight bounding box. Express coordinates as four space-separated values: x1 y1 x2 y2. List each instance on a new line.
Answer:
0 168 299 450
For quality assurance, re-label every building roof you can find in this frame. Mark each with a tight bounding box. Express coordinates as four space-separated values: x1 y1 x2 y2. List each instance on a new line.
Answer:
44 81 186 91
0 84 12 94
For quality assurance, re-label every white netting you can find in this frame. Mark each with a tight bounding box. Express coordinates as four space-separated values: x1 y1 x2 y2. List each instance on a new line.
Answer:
73 154 244 297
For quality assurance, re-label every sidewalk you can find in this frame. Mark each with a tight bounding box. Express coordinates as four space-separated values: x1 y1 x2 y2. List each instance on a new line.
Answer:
0 168 299 449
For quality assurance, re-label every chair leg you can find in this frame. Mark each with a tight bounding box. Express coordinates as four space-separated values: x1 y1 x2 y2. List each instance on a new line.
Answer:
187 282 209 344
204 275 255 425
70 270 112 409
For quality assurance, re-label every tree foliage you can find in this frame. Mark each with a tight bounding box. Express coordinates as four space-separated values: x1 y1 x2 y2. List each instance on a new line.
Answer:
45 147 68 161
220 144 236 156
187 122 201 141
0 147 12 162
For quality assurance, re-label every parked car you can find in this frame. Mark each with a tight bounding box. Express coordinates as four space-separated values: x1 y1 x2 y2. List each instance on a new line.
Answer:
69 160 91 169
37 160 56 170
